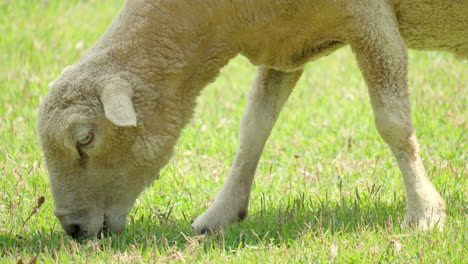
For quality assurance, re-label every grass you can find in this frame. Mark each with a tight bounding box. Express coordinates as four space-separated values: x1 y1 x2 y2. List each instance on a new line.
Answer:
1 0 466 263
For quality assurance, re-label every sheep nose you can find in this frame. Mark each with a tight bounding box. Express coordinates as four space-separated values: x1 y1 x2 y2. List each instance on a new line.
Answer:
64 223 84 239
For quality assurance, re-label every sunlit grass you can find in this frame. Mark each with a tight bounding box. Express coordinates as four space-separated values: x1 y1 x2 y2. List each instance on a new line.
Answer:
1 0 466 263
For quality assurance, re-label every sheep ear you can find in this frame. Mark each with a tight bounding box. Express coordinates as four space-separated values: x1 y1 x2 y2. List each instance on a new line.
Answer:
100 80 137 127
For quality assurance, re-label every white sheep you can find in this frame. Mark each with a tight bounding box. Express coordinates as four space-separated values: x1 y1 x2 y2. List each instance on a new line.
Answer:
38 0 467 238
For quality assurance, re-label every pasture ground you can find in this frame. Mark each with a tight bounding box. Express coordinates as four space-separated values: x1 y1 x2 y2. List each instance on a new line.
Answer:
1 0 466 263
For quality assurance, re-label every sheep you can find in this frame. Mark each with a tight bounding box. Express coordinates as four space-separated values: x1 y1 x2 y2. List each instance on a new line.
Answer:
38 0 467 239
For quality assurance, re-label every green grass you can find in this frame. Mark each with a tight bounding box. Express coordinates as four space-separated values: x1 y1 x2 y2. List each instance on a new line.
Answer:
1 0 466 263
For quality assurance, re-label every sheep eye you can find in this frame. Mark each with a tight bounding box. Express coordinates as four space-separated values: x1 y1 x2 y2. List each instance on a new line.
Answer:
77 132 93 146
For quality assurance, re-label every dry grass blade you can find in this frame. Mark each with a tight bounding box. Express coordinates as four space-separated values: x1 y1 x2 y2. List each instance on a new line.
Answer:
15 256 38 264
22 196 46 227
29 256 38 264
329 242 338 260
14 196 46 238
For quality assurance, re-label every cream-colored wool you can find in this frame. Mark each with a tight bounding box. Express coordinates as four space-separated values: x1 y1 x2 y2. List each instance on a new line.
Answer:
38 0 466 238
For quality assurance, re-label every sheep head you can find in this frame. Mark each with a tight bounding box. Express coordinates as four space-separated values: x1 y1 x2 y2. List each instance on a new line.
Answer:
37 0 236 240
38 63 176 239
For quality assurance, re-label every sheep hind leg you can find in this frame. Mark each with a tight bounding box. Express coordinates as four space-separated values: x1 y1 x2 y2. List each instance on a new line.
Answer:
352 27 446 230
191 67 303 234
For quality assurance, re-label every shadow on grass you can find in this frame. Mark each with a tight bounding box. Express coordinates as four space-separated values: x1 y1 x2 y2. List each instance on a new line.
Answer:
1 188 409 256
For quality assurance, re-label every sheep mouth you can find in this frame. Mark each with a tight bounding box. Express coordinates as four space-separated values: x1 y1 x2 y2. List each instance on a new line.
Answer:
74 220 111 240
97 214 127 238
98 216 115 238
98 222 111 238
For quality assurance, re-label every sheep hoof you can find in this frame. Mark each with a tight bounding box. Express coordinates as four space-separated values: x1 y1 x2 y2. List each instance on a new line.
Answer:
403 203 446 231
191 204 247 234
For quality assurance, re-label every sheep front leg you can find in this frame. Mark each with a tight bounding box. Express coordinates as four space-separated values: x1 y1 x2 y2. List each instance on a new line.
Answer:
352 25 446 230
191 67 303 234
